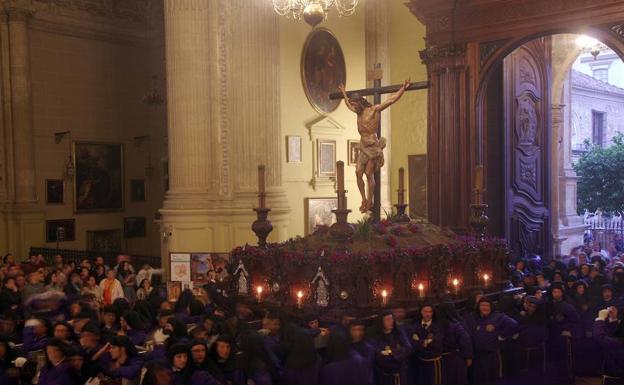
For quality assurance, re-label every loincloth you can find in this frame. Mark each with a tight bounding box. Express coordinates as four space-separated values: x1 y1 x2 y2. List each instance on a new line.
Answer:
357 137 386 170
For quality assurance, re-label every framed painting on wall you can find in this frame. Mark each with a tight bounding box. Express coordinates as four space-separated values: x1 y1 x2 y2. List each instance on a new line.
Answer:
86 229 122 252
123 217 146 238
46 179 64 204
348 140 360 165
317 139 336 177
45 219 75 243
74 142 123 212
130 179 146 202
287 136 302 163
305 197 338 235
191 253 229 284
301 28 346 114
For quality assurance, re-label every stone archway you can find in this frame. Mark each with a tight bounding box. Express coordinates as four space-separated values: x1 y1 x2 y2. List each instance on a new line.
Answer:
408 0 624 255
476 31 624 256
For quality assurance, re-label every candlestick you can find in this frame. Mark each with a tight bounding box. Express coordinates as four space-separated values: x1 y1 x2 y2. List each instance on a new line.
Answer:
258 165 266 208
452 278 460 295
296 290 304 309
398 167 405 204
381 289 388 307
418 283 425 299
256 286 263 302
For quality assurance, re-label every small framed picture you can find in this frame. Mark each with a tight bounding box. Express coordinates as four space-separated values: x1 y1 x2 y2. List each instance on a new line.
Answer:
123 217 146 238
287 136 302 163
348 140 360 166
305 197 338 235
317 139 336 177
46 219 76 242
46 179 64 204
130 179 146 202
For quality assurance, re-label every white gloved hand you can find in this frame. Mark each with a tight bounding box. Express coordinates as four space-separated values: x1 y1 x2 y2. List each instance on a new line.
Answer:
561 331 572 337
412 334 420 341
497 336 506 342
512 333 519 340
152 328 169 345
12 357 27 368
85 377 101 385
596 308 609 321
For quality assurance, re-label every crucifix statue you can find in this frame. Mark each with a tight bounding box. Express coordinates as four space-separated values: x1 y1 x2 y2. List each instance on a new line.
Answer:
331 64 428 220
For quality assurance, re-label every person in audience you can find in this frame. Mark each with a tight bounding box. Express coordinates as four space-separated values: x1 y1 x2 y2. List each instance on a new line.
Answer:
137 278 153 301
38 337 78 385
81 275 103 305
100 269 124 306
0 276 21 314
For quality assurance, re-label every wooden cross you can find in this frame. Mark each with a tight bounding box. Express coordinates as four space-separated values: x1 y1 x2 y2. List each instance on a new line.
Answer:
328 63 428 222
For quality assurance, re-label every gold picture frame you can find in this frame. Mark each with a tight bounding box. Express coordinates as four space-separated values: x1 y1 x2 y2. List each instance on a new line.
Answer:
317 139 336 177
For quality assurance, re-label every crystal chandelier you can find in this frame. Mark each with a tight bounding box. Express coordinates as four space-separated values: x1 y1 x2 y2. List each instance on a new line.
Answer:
272 0 359 27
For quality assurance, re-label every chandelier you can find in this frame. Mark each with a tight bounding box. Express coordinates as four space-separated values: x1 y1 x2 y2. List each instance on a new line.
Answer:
272 0 359 27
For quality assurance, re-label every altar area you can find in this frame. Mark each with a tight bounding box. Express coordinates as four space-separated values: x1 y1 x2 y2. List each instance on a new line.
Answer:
224 162 510 315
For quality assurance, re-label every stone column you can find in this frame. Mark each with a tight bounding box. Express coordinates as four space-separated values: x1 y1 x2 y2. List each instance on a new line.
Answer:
6 5 35 204
162 0 216 208
365 0 391 213
420 44 471 230
160 0 290 276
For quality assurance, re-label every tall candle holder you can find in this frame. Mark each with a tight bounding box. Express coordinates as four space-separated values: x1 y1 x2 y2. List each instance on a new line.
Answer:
330 161 354 243
394 167 410 223
252 165 273 247
469 190 489 241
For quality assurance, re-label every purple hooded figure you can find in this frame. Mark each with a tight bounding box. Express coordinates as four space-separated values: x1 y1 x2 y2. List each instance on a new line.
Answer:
436 302 473 385
370 310 411 385
320 332 373 385
38 338 78 385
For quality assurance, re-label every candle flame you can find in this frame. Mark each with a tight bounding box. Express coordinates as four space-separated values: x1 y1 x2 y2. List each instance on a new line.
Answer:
256 286 263 294
418 283 424 291
483 274 490 281
297 290 303 299
381 289 388 298
452 278 459 286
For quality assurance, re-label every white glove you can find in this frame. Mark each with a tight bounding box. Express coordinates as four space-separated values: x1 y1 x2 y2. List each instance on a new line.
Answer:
152 329 169 345
512 333 519 340
257 329 270 336
412 334 420 341
561 331 572 337
85 377 101 385
12 357 27 368
596 308 609 321
497 336 506 342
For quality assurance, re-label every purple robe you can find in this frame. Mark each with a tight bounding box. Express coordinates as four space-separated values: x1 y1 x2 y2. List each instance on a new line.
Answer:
173 370 221 385
320 351 373 385
464 312 518 385
104 356 143 380
441 321 472 385
594 320 624 378
38 361 78 385
0 359 19 385
282 359 320 385
372 329 411 385
126 329 147 347
22 326 49 354
407 321 444 385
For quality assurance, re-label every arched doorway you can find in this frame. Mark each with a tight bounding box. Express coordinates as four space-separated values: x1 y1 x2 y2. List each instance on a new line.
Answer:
476 32 624 258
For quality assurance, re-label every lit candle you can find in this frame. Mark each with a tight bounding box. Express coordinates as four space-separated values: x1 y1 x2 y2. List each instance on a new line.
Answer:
483 273 490 288
256 286 263 302
452 278 460 295
418 283 425 299
258 165 266 208
381 289 388 307
398 167 405 204
296 290 304 309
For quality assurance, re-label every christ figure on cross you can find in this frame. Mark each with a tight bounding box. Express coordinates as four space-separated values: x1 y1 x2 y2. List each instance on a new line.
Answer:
338 79 411 213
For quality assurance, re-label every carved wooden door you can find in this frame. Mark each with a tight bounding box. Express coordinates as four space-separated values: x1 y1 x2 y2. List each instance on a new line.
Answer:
503 38 552 259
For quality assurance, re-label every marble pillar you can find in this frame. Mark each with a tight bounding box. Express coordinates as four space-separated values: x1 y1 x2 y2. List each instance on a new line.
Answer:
365 0 391 214
0 4 44 258
160 0 290 277
6 5 35 204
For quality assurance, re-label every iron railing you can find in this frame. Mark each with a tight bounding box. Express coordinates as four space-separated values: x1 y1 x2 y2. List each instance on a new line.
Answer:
28 247 161 269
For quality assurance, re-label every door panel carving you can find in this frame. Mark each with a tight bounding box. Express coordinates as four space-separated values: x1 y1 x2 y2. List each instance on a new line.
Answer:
504 38 551 258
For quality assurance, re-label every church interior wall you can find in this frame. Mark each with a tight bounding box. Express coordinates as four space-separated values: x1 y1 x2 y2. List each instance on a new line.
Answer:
24 28 166 257
388 0 428 210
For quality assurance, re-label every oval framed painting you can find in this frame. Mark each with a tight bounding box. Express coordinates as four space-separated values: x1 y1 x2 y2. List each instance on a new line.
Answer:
301 28 346 114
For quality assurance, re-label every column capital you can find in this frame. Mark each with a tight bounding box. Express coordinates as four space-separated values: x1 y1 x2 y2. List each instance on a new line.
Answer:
4 2 35 22
419 43 467 71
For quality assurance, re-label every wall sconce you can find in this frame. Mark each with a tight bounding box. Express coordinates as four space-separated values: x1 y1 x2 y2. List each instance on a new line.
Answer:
162 225 172 242
54 131 73 182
